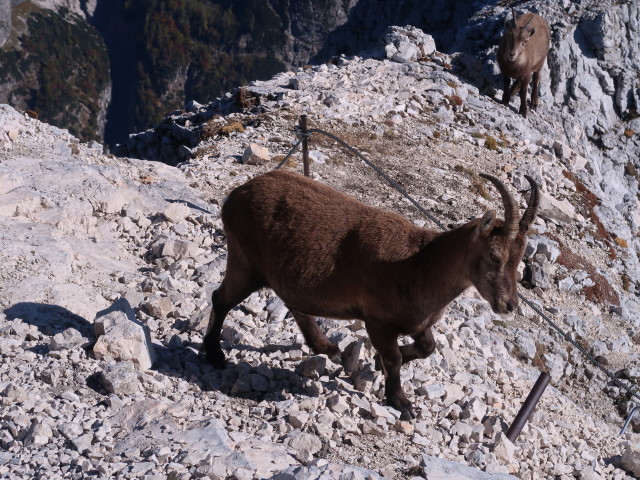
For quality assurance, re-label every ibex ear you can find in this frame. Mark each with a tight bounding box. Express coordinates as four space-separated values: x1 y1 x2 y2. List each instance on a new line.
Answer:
477 210 496 238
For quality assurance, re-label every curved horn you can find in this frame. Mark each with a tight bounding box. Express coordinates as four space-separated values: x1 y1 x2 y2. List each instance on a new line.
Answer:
523 15 535 30
519 175 540 233
479 173 519 238
510 7 518 27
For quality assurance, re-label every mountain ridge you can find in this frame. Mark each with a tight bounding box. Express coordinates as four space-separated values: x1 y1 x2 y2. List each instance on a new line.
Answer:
2 0 638 150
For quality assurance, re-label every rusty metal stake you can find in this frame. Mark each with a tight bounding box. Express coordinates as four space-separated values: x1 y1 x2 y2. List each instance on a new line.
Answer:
506 371 551 443
620 405 640 436
300 115 309 176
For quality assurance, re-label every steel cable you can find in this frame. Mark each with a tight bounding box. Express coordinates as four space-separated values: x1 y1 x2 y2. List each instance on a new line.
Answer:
276 125 640 406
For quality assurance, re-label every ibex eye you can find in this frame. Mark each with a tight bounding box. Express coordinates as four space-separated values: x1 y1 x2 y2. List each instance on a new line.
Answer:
490 253 501 263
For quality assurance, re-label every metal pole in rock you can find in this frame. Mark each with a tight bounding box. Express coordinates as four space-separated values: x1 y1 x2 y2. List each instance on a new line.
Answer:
506 371 551 443
300 115 309 176
620 405 640 436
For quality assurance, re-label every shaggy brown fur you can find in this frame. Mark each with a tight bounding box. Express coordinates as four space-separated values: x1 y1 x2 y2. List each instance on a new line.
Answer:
203 169 539 418
497 9 551 118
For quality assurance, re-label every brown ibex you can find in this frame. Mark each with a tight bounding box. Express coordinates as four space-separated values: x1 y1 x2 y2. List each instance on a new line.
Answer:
497 8 550 118
203 169 539 418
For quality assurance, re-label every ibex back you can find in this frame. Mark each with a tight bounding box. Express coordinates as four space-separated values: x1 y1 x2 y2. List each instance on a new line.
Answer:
203 169 539 418
497 8 550 118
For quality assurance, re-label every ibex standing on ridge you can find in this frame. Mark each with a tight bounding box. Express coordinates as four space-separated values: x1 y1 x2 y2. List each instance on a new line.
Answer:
497 8 550 118
203 170 539 419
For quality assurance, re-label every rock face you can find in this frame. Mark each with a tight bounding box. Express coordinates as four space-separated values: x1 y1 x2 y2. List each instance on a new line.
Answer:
0 0 11 47
0 4 110 141
1 21 640 480
384 25 437 63
620 443 640 477
448 1 639 159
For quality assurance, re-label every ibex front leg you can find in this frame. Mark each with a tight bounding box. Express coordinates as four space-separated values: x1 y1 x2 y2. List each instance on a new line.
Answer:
518 73 531 117
366 324 415 420
530 71 541 111
501 74 512 105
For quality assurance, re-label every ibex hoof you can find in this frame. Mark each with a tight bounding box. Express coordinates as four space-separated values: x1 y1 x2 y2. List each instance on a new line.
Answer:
329 352 342 364
373 354 383 371
388 395 416 419
205 348 227 370
316 342 340 358
400 408 417 421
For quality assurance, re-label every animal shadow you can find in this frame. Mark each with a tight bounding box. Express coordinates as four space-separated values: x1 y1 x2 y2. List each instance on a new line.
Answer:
2 301 318 402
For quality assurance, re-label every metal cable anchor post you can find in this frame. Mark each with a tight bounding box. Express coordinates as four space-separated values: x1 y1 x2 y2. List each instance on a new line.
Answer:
506 371 551 443
620 405 640 436
300 115 309 176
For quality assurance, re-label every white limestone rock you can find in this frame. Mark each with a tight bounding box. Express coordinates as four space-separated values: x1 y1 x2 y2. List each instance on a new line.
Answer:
385 26 436 63
49 327 92 351
93 299 156 370
620 443 640 477
284 430 322 461
420 454 519 479
144 295 174 319
162 202 191 223
242 143 270 165
1 383 28 405
492 432 518 465
537 191 579 224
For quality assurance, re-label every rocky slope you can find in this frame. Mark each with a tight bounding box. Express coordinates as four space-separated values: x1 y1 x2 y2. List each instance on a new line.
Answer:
1 21 640 480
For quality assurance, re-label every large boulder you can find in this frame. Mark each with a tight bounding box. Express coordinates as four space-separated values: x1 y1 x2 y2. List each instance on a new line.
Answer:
93 298 156 370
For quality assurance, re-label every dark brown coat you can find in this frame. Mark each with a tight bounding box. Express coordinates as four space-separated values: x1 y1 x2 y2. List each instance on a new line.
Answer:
203 169 539 418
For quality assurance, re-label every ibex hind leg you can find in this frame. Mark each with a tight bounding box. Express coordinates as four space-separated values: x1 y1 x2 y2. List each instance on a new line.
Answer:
203 262 263 369
289 310 339 359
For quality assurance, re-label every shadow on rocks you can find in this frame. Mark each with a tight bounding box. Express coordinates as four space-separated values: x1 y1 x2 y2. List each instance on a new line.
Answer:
3 301 322 403
152 340 316 404
4 302 93 340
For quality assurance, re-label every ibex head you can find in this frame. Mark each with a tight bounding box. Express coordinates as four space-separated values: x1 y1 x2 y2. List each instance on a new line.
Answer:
468 174 539 314
504 8 537 62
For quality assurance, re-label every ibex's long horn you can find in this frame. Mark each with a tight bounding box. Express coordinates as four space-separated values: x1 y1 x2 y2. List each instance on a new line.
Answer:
523 15 535 30
480 173 519 238
510 7 518 27
519 175 540 233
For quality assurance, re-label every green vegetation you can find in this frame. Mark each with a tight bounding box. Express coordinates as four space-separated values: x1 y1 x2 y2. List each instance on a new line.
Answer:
0 9 109 141
132 0 287 130
0 1 290 141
